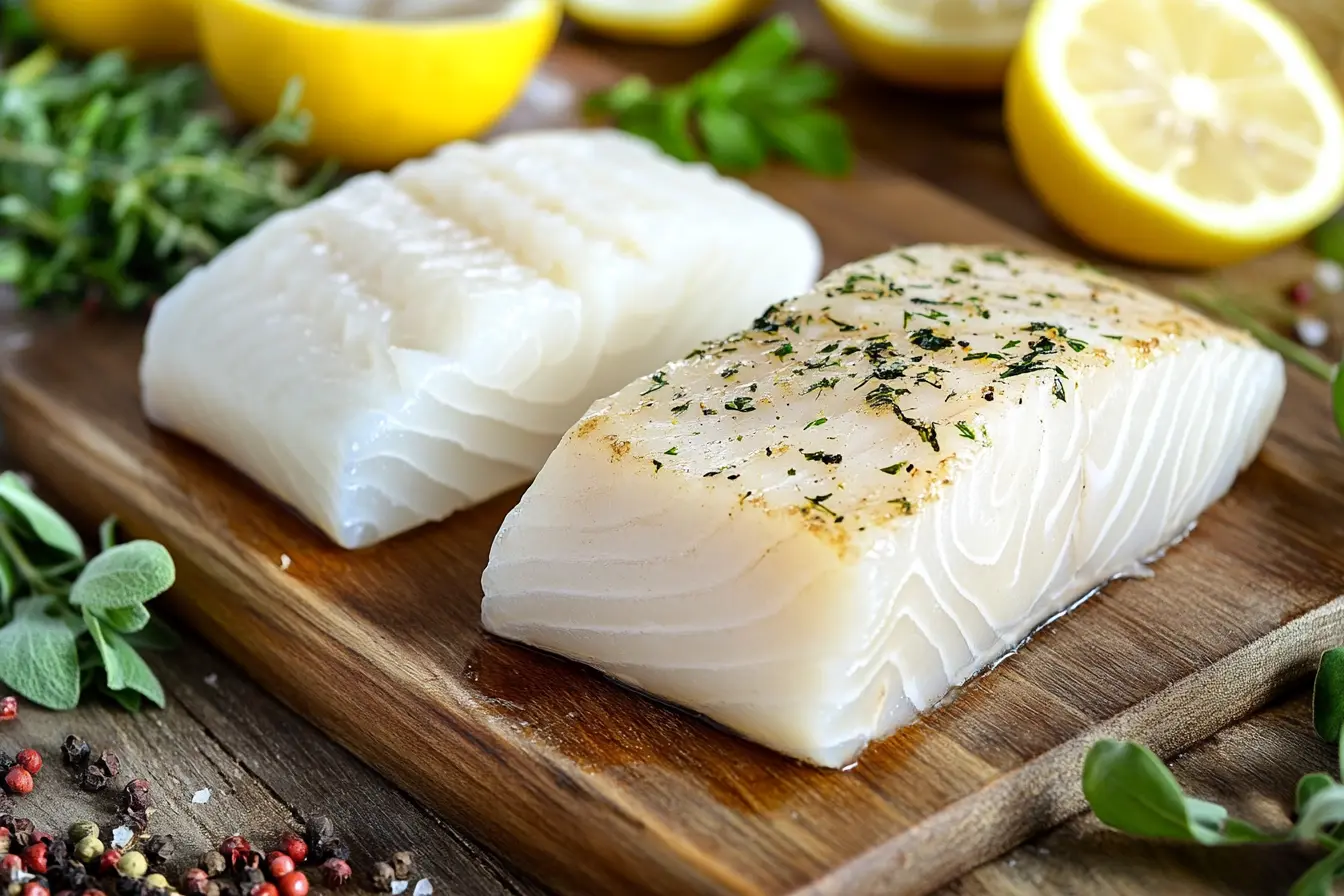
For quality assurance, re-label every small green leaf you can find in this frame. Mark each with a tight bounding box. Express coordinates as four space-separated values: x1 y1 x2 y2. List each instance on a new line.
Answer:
697 104 766 172
83 610 123 690
103 629 164 708
120 615 180 652
1314 215 1344 266
0 596 81 709
1314 647 1344 744
657 88 700 162
1294 783 1344 839
1289 840 1344 896
717 14 802 74
0 473 84 559
585 76 654 116
0 551 14 614
101 685 143 713
0 241 26 284
70 540 175 610
99 517 119 552
1332 366 1344 442
1297 773 1335 813
757 110 852 176
100 603 151 633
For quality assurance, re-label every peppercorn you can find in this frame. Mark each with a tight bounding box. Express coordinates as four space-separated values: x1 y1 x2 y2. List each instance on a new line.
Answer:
275 873 306 896
0 698 16 722
21 842 47 874
200 852 227 879
74 836 104 864
275 834 305 866
79 770 108 793
3 769 31 796
96 752 121 779
118 851 148 879
203 885 219 896
0 826 10 853
8 819 32 848
0 855 22 875
371 863 395 893
143 875 168 891
113 877 147 896
13 753 39 778
315 838 348 863
99 850 122 876
5 884 18 896
266 855 293 880
301 818 332 853
20 882 46 896
318 860 349 889
250 884 277 896
114 809 148 834
60 737 89 768
67 821 98 845
390 852 413 880
1289 280 1315 305
182 869 209 896
143 836 173 867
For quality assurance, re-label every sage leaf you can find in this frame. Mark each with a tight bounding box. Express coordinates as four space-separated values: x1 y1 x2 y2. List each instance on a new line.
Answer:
1334 367 1344 450
1297 773 1335 813
0 595 80 709
1082 739 1274 845
756 110 852 177
718 13 801 73
1289 840 1344 896
100 603 150 634
70 540 175 610
1314 647 1344 744
120 615 180 652
104 629 165 707
99 516 118 552
0 472 84 558
83 610 123 690
0 550 14 614
101 685 142 714
1294 783 1344 839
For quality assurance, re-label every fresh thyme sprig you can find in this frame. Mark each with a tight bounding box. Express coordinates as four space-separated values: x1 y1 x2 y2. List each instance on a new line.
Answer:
1085 648 1344 895
0 472 178 712
585 15 853 177
0 42 336 311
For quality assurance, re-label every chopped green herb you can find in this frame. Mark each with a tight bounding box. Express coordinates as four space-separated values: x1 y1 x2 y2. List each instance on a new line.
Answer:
981 251 1009 264
652 459 663 472
670 402 691 415
955 421 977 441
964 352 1004 361
951 260 972 274
641 372 670 395
819 342 839 353
787 468 797 475
725 396 756 412
1053 375 1068 402
909 328 954 351
888 497 913 515
720 362 742 378
1002 339 1021 349
825 314 857 332
773 343 795 358
899 252 919 264
880 463 903 475
664 447 679 456
804 417 827 430
804 376 840 395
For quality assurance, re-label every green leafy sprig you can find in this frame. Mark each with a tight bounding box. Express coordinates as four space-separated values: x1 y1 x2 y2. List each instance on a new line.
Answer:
0 42 336 311
1084 647 1344 895
0 472 177 712
585 15 853 177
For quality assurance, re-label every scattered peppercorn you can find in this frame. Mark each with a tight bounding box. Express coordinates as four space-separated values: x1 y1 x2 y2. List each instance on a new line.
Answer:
319 860 350 889
22 842 47 874
250 884 277 896
200 852 228 879
13 751 40 777
276 834 306 866
0 855 22 875
61 736 90 768
316 838 349 863
183 869 210 895
143 835 174 867
20 883 46 896
371 863 395 893
390 852 413 880
143 875 169 891
74 836 105 864
0 827 10 853
1289 280 1314 305
118 851 148 878
276 873 306 896
266 855 293 880
68 821 99 843
99 850 123 876
3 768 32 796
96 752 121 779
0 697 16 722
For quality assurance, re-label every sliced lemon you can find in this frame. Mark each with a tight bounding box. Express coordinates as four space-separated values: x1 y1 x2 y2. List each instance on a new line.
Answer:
817 0 1031 91
28 0 198 59
195 0 561 170
565 0 772 45
1006 0 1344 267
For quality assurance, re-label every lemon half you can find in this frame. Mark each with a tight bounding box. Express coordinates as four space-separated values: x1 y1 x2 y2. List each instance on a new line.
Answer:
1007 0 1344 267
817 0 1031 90
196 0 561 170
565 0 773 45
29 0 198 59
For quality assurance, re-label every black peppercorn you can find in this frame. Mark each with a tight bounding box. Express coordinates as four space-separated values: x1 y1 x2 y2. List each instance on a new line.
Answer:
316 838 349 862
236 868 264 889
390 852 413 879
302 817 333 851
79 770 109 793
94 751 120 779
143 836 174 867
61 736 90 768
46 839 68 867
200 852 227 879
115 876 148 896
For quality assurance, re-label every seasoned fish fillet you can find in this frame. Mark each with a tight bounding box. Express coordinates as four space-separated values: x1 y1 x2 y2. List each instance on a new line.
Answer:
482 245 1285 767
139 129 821 548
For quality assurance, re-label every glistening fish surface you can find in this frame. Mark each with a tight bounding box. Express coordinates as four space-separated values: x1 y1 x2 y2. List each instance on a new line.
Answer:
481 244 1285 767
139 129 822 548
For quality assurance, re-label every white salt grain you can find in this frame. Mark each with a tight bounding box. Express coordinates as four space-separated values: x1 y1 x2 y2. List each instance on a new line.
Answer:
1296 316 1330 348
390 882 408 895
413 880 432 896
111 826 134 848
279 553 291 571
192 788 211 804
1316 259 1344 294
204 673 219 688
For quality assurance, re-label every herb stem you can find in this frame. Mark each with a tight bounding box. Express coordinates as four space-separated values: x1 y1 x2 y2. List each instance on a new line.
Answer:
1180 289 1336 383
0 519 47 594
4 44 58 88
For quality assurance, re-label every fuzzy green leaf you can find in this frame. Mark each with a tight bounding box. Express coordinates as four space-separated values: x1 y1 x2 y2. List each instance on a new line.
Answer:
70 540 175 610
120 615 180 651
0 472 84 558
0 596 81 709
100 603 151 633
1314 647 1344 745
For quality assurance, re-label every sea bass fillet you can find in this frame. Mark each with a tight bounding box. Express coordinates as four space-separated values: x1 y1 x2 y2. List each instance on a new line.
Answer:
140 129 821 548
482 245 1285 767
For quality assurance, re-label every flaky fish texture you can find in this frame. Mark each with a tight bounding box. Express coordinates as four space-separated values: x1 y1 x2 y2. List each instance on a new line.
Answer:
482 244 1286 767
139 129 822 548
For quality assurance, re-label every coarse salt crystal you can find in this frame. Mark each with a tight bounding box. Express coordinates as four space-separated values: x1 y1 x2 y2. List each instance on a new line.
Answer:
111 826 134 848
192 788 211 804
1316 259 1344 294
204 673 219 687
413 880 432 896
390 882 408 895
1296 316 1330 348
279 553 291 571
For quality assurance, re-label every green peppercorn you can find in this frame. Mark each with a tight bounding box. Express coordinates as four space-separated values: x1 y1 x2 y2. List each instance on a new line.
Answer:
144 874 170 890
119 851 149 878
74 836 105 863
69 821 100 844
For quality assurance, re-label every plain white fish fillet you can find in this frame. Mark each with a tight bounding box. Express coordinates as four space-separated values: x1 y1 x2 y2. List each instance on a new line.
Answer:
139 129 822 549
481 244 1286 768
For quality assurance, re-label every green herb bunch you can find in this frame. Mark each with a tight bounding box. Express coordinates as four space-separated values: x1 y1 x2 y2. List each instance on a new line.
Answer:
1085 648 1344 895
0 472 177 712
0 37 335 311
585 15 853 177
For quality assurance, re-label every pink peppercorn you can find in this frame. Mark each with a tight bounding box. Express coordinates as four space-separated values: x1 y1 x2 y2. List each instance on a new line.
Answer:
276 873 307 896
267 854 295 880
277 833 307 865
15 750 41 775
1289 280 1314 305
99 850 122 876
320 859 351 889
251 884 278 896
4 767 33 795
0 697 16 721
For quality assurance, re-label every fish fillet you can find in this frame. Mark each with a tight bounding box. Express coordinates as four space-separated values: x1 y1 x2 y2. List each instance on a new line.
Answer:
139 129 821 548
481 245 1285 767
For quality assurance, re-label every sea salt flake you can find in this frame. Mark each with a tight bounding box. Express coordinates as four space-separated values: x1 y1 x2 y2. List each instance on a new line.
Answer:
111 826 134 848
204 673 219 688
1316 259 1344 294
1296 316 1330 348
413 880 432 896
390 882 408 895
279 553 291 571
192 788 211 804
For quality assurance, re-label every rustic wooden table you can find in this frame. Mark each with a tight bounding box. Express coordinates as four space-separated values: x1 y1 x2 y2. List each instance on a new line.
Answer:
2 4 1340 893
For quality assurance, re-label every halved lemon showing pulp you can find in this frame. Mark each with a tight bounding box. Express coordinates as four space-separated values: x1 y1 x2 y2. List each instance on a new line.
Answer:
565 0 773 45
817 0 1032 91
195 0 561 170
1007 0 1344 267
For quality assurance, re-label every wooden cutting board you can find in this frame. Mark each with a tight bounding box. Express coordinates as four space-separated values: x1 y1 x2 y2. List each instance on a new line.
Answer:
6 32 1344 896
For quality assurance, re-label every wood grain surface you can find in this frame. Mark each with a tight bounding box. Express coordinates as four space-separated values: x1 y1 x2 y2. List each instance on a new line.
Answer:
4 13 1344 896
